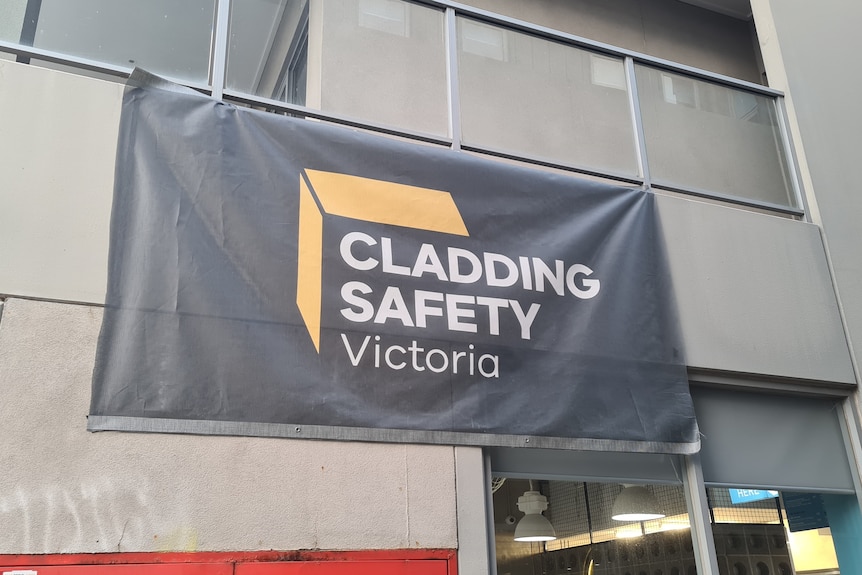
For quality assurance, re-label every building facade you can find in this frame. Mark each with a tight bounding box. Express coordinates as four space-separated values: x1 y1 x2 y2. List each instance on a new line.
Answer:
1 0 861 573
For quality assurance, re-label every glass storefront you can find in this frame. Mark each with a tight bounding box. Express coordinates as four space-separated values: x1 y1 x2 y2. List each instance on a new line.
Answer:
493 480 858 574
493 478 697 575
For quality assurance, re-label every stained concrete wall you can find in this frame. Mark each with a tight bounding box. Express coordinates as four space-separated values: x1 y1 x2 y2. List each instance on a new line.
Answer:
0 297 458 553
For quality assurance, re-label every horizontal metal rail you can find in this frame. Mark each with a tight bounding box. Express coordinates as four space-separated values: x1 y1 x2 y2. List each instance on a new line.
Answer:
223 90 455 146
459 144 645 186
651 179 805 216
0 40 211 93
0 40 130 78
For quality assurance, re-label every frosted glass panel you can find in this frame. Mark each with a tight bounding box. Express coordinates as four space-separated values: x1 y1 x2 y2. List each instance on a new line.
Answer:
458 17 639 176
27 0 216 84
227 0 448 136
637 65 796 206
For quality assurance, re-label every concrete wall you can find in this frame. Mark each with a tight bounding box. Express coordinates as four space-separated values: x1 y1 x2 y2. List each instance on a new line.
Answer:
0 297 458 553
750 0 862 385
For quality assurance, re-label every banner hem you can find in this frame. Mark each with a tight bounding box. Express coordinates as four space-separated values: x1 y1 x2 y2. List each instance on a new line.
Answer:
87 415 700 455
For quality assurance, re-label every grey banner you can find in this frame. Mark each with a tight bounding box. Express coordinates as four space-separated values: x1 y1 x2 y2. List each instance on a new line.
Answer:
90 70 699 454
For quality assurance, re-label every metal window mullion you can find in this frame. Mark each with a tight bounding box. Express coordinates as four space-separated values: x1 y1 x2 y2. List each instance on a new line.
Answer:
16 0 43 64
682 453 720 575
210 0 232 100
774 96 808 218
444 7 462 150
838 399 862 516
484 451 498 575
625 56 651 187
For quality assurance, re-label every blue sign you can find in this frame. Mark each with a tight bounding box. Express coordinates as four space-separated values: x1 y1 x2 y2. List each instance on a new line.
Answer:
729 489 780 504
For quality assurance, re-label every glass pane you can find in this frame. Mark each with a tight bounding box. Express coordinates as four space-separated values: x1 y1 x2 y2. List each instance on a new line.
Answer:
708 488 860 574
494 478 697 575
0 1 26 44
227 0 449 136
636 65 796 207
16 0 216 84
458 17 639 177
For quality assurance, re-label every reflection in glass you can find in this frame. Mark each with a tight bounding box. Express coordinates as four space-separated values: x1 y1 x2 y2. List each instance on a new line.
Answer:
493 478 696 575
227 0 449 136
0 1 27 45
458 17 639 177
636 65 796 207
709 488 853 575
21 0 216 84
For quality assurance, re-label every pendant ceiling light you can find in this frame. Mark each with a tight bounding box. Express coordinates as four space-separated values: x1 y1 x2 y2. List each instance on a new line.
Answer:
611 484 666 522
514 484 557 542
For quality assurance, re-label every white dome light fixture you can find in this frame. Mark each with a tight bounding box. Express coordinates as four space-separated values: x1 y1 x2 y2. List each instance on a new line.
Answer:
514 489 557 542
611 485 666 522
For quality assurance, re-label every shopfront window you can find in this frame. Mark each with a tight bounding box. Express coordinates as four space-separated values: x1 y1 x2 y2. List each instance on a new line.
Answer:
693 388 862 574
493 478 697 575
708 488 862 575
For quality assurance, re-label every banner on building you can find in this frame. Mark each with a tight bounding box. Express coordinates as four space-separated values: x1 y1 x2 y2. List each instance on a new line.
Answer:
89 70 699 454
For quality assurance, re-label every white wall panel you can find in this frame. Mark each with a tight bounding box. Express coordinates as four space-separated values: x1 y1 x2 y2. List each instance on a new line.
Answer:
0 61 118 303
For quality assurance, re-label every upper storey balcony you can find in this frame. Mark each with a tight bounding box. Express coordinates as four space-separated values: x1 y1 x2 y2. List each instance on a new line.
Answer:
0 0 800 215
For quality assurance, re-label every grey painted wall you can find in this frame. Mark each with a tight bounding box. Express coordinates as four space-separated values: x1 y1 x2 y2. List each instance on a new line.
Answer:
658 193 854 384
755 0 862 385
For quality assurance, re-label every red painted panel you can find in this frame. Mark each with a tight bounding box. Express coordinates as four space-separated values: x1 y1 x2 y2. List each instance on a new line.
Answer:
0 564 232 574
0 550 455 566
236 561 447 575
0 550 457 575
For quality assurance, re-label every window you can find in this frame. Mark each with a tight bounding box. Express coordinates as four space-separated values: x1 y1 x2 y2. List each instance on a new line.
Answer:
460 18 507 61
493 478 697 575
590 54 627 91
275 8 310 106
358 0 409 37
